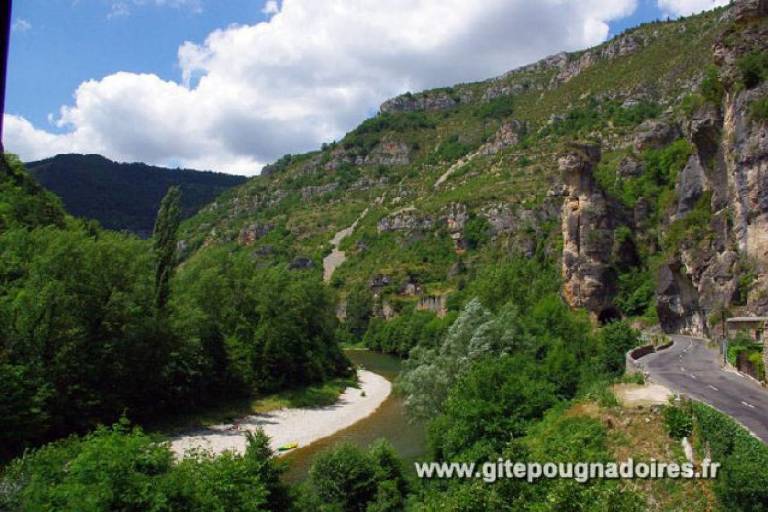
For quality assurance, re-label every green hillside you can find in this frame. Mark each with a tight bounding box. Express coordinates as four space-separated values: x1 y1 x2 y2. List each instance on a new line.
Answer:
27 154 247 237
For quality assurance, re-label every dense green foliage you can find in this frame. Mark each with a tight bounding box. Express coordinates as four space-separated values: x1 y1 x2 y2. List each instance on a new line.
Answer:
153 186 182 312
700 65 725 104
299 441 409 512
0 155 65 230
692 402 768 511
343 112 435 154
474 96 515 119
0 157 348 461
737 51 768 89
398 259 639 421
541 98 660 138
0 423 289 512
26 154 246 237
363 309 454 356
663 403 694 440
751 96 768 123
171 247 350 393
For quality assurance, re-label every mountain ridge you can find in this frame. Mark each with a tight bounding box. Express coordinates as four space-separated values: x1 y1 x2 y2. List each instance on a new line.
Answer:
26 153 247 237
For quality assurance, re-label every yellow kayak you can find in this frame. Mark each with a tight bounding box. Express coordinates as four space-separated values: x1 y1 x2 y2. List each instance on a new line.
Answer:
278 442 298 452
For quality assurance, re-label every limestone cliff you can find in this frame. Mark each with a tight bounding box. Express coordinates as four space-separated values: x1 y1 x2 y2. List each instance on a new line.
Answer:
656 0 768 335
560 143 620 321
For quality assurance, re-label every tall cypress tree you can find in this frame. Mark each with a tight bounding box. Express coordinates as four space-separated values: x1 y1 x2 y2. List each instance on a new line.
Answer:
153 186 182 313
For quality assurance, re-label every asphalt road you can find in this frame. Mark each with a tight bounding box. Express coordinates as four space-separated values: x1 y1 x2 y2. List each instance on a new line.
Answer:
640 335 768 443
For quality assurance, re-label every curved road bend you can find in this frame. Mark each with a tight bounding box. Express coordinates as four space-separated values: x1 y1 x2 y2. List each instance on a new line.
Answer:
640 335 768 443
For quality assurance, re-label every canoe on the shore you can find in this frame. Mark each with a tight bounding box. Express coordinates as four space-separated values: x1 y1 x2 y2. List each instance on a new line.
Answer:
278 442 298 452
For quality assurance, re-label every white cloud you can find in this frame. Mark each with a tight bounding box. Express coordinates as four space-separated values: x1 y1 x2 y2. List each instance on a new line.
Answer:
107 0 202 19
657 0 730 17
261 1 279 15
11 19 32 32
8 0 638 175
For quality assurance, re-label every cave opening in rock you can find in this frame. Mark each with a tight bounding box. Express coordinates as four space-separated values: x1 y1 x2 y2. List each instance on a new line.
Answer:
598 307 622 325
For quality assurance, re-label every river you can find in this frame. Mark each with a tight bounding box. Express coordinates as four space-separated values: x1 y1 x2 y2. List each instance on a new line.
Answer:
281 349 427 482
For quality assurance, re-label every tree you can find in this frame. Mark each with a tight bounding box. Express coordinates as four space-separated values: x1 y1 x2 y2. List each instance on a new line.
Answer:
153 186 182 312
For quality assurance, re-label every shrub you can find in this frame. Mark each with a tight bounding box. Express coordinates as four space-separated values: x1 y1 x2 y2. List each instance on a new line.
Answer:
693 402 768 511
302 441 408 512
0 424 288 512
475 96 515 119
681 93 705 117
663 404 693 440
700 66 725 104
429 134 474 163
463 215 491 250
598 321 641 376
750 97 768 123
737 51 768 89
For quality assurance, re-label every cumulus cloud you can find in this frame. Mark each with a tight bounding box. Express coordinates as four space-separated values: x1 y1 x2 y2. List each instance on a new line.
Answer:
7 0 638 175
261 1 280 15
657 0 730 17
11 19 32 33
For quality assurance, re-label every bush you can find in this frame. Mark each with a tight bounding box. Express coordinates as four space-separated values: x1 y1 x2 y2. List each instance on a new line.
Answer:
429 134 474 163
302 441 408 512
693 402 768 511
700 66 725 104
0 423 288 512
663 404 693 440
737 51 768 90
750 97 768 123
598 321 641 377
463 215 491 250
428 355 558 461
363 309 453 356
475 96 514 119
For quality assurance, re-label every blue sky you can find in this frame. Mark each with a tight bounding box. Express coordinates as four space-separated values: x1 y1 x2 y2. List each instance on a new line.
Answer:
8 0 273 129
4 0 729 174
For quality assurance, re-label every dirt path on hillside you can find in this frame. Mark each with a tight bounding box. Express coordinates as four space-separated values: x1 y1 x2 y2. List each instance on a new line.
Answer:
323 208 369 282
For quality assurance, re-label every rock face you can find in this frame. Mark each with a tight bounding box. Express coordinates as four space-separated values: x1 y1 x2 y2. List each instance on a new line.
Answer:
560 143 618 319
416 295 448 317
444 203 468 252
654 1 768 335
634 120 682 151
380 91 458 114
238 222 272 246
477 122 522 156
377 208 434 233
324 139 411 171
656 263 706 335
365 141 411 166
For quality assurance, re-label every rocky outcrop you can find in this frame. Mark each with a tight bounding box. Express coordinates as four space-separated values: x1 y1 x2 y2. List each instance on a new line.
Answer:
656 262 706 335
238 222 273 246
553 32 651 85
324 140 411 170
365 141 411 166
380 90 459 114
377 208 434 233
617 156 644 179
416 295 448 317
443 203 468 252
634 120 682 151
301 183 338 200
477 122 523 156
655 1 768 334
289 257 314 270
560 143 618 318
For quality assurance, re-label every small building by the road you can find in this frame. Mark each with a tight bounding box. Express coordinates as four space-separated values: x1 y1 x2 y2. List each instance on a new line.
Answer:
726 317 768 341
726 316 768 382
